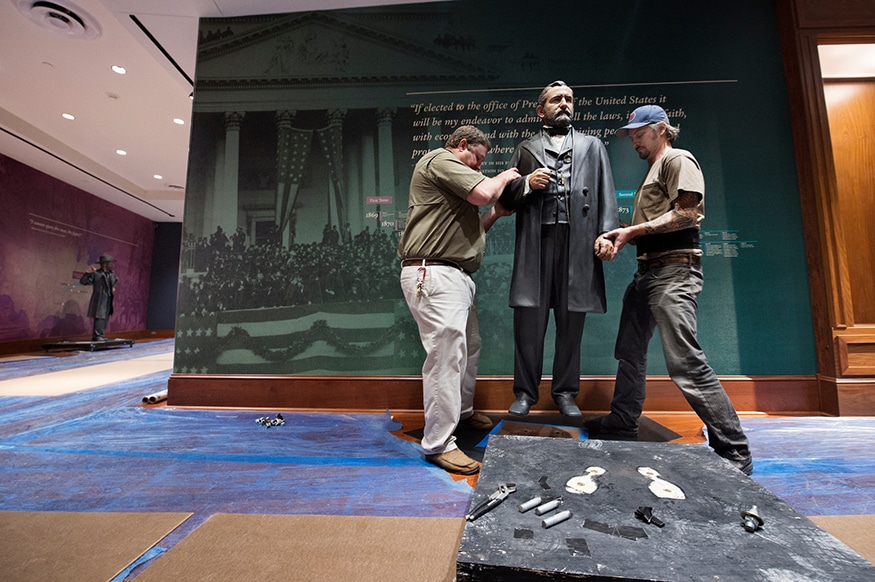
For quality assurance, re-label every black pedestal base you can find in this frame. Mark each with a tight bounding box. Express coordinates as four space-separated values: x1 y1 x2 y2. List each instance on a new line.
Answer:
42 339 134 352
457 435 874 581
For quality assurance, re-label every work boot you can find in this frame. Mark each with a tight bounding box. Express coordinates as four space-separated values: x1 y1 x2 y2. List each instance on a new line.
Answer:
716 449 754 475
584 415 639 441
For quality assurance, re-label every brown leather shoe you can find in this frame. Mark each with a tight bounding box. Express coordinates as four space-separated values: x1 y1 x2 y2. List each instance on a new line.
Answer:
459 411 494 430
425 448 480 475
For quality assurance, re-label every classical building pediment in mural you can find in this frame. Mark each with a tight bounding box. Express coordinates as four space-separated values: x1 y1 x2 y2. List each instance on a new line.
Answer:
195 11 497 86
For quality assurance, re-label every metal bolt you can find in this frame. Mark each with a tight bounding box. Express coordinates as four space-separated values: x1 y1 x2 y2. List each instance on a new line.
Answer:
741 505 764 532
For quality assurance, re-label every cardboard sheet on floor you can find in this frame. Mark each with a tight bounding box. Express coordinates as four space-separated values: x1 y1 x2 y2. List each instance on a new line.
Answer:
811 515 875 565
457 436 875 581
0 511 191 582
134 513 464 582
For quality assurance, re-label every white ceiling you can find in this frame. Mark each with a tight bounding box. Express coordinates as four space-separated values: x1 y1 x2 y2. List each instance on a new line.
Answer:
1 1 871 224
0 0 441 222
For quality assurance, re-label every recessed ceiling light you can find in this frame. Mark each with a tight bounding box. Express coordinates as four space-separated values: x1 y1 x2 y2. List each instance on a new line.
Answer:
153 174 163 180
173 118 185 125
111 65 126 74
116 150 127 156
62 113 75 120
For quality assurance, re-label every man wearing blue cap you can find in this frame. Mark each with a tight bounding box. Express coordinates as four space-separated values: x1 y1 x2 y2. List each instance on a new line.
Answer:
590 105 753 475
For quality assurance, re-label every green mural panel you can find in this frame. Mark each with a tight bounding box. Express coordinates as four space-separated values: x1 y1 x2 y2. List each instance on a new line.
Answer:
175 0 815 377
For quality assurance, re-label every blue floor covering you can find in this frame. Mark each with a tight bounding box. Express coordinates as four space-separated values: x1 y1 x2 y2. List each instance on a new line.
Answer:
2 339 875 577
0 355 475 580
1 340 474 574
0 380 471 518
744 416 875 517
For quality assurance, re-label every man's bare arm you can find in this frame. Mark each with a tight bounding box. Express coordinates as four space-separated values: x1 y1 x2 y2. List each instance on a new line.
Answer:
641 190 699 235
596 190 700 260
467 168 521 206
481 200 513 232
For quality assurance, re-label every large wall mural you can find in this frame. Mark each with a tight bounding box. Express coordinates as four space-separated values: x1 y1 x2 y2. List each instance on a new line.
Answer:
175 1 815 377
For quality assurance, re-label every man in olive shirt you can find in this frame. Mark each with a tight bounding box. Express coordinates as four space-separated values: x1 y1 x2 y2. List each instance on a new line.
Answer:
399 125 520 475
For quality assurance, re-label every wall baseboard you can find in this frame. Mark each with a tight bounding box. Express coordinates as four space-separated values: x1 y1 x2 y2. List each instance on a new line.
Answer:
818 375 875 416
167 374 837 415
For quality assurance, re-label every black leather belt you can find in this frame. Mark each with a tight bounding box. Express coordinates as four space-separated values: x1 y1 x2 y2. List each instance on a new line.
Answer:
402 258 465 271
637 254 701 271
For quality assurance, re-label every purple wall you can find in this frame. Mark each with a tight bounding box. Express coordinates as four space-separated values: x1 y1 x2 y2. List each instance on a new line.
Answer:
0 153 155 341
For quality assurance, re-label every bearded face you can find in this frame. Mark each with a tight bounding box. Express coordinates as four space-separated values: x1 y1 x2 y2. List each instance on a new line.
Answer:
538 86 574 128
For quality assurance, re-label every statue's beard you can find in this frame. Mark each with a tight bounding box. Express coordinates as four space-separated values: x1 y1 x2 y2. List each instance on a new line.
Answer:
546 110 572 127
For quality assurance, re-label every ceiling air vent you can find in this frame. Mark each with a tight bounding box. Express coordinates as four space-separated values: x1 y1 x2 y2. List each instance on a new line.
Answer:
14 0 102 40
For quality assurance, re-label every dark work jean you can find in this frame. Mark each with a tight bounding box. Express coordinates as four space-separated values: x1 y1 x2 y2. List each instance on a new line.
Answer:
609 263 750 458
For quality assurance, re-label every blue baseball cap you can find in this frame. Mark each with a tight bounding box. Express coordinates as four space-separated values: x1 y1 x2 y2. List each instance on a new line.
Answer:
615 105 669 137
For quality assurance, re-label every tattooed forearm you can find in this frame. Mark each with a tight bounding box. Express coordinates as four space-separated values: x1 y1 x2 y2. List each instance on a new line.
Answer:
642 209 696 235
642 191 699 235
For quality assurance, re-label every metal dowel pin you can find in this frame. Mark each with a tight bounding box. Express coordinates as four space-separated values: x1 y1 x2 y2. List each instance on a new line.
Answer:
518 496 542 513
535 498 562 515
542 510 573 529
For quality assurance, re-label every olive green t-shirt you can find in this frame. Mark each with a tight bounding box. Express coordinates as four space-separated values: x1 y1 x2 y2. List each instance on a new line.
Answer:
631 148 705 226
631 148 705 258
397 148 487 273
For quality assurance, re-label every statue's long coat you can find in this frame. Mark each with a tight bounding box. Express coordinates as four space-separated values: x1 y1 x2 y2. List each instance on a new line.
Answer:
500 131 618 313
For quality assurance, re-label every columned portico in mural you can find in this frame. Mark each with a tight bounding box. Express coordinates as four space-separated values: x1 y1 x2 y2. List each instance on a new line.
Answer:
187 11 495 249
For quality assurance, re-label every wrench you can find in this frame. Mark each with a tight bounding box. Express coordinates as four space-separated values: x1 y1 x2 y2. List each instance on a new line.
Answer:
465 483 517 521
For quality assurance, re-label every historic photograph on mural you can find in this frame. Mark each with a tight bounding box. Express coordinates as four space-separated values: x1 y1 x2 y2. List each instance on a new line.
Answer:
174 1 814 377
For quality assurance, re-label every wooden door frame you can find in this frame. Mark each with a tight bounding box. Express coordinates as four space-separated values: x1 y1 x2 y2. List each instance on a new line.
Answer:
776 0 875 413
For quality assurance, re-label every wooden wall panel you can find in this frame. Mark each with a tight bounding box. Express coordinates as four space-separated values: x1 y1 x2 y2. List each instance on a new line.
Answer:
835 333 875 376
777 2 875 412
824 81 875 324
796 0 875 29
